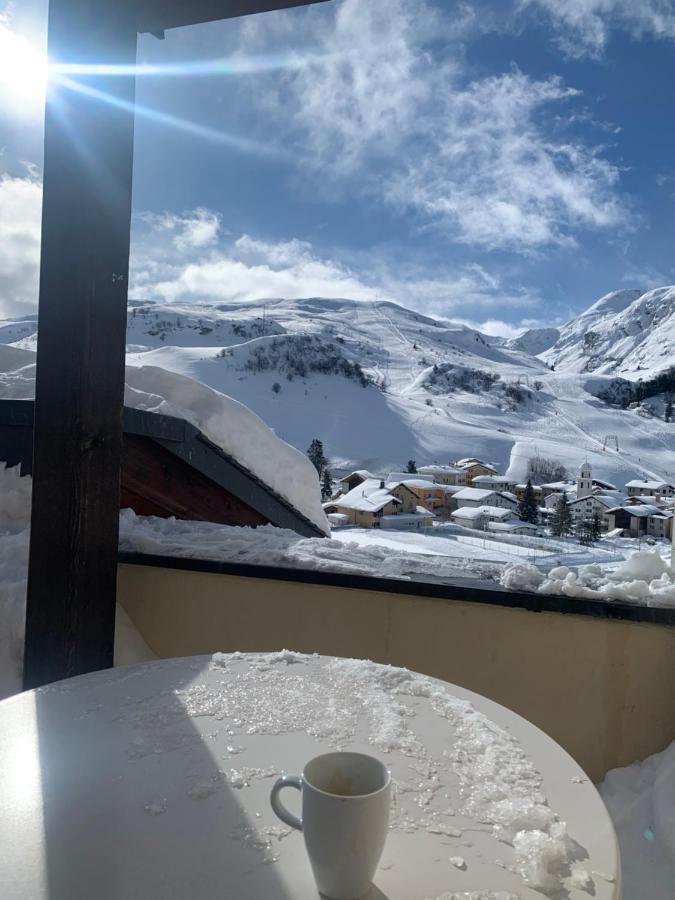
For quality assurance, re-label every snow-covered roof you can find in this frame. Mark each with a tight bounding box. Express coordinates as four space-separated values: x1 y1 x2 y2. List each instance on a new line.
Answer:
417 465 463 475
592 478 617 490
387 471 434 484
472 475 513 485
452 505 513 520
625 479 675 490
541 480 576 490
327 513 350 525
386 478 438 491
0 352 330 535
629 495 673 507
416 505 435 516
456 458 497 472
501 491 518 503
567 493 617 509
453 487 498 502
340 469 376 483
607 504 671 519
335 481 401 513
487 521 537 532
516 483 543 490
123 367 331 534
380 507 435 522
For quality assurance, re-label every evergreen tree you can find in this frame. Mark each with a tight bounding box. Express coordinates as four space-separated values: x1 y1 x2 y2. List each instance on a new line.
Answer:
406 459 418 474
666 393 673 423
589 509 602 542
517 479 539 524
307 438 327 477
321 468 333 501
576 515 592 545
551 492 572 537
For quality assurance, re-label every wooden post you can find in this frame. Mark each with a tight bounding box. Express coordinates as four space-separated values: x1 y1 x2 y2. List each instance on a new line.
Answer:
23 0 137 689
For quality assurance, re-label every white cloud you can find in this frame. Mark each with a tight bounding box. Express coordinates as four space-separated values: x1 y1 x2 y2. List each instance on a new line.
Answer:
521 0 675 58
374 263 540 317
0 186 541 322
141 208 221 252
130 210 540 318
456 318 527 339
386 71 623 251
131 220 382 304
242 0 626 252
621 265 671 289
0 173 42 317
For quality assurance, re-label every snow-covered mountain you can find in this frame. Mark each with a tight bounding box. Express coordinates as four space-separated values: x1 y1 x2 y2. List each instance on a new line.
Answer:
3 291 675 488
542 287 675 378
508 327 559 356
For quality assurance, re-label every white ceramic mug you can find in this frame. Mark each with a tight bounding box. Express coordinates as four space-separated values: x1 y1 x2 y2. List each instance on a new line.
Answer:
270 751 391 900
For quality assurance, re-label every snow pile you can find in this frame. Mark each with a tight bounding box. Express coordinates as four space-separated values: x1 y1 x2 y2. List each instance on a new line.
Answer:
0 465 156 701
0 346 329 534
500 549 675 606
118 508 492 581
599 740 675 900
512 823 572 893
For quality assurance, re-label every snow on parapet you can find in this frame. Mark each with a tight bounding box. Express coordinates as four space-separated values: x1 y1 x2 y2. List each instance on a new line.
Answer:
0 346 329 535
501 549 675 606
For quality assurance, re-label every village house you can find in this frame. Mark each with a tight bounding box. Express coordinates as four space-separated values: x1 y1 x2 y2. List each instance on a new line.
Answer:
338 470 377 494
606 504 673 540
326 478 434 529
566 493 617 527
435 484 467 515
488 520 538 536
454 458 498 483
543 464 624 528
624 495 674 511
472 474 519 492
541 480 577 499
417 464 467 486
451 506 515 530
625 478 675 498
387 476 449 517
515 483 544 505
452 487 518 511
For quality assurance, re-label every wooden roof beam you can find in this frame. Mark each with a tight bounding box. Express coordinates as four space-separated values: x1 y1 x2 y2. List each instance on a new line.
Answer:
136 0 329 35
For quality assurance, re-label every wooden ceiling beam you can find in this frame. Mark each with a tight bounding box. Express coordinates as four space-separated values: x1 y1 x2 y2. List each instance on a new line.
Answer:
136 0 329 35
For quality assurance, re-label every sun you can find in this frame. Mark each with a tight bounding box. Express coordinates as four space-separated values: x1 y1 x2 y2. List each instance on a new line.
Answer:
0 23 48 113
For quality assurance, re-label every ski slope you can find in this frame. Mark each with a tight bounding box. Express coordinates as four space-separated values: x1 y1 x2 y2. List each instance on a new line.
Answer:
2 291 675 487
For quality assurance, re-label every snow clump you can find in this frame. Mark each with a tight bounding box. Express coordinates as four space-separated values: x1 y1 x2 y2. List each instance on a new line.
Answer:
501 549 675 606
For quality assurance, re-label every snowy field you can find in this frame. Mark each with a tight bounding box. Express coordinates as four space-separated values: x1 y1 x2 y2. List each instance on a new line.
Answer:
331 522 666 574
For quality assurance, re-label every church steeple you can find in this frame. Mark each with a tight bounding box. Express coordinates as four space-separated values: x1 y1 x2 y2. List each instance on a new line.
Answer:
577 461 593 499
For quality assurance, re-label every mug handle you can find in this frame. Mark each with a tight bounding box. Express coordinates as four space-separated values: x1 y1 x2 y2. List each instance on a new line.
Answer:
270 775 303 831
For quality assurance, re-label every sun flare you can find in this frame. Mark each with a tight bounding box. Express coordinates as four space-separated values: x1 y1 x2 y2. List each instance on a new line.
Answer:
0 24 48 111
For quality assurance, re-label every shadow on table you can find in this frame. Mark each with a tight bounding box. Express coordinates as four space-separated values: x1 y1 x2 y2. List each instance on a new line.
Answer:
30 658 305 899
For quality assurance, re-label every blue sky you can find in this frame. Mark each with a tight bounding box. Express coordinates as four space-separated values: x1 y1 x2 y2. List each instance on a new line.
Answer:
1 0 675 335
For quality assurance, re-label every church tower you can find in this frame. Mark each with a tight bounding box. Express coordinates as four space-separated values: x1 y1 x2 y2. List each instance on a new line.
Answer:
577 461 593 499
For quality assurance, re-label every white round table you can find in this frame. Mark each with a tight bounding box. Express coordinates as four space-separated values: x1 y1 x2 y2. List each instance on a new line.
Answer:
0 652 620 899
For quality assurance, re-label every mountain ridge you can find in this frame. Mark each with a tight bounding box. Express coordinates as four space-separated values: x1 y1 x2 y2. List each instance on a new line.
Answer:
2 289 674 487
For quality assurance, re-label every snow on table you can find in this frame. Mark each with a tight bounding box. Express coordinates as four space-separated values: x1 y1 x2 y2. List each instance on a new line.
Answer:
0 652 619 899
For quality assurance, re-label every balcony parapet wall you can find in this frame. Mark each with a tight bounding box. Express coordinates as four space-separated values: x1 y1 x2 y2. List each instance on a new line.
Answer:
118 555 675 782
